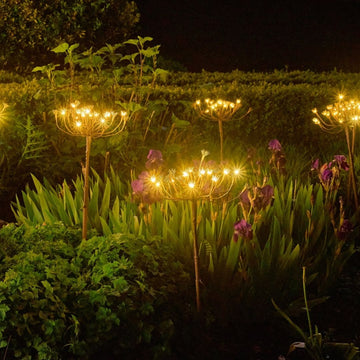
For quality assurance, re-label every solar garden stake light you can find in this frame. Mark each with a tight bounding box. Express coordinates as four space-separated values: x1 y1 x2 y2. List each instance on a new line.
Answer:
146 150 241 312
54 101 128 239
194 98 250 162
312 94 359 209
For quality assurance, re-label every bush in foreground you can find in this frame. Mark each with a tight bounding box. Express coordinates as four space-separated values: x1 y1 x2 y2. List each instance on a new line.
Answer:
0 223 190 359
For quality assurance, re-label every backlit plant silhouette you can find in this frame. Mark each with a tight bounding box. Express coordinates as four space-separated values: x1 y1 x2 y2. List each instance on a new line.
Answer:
194 98 250 162
312 94 359 208
54 101 128 239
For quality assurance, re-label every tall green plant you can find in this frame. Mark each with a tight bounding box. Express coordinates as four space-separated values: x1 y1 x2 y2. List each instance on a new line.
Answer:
273 267 360 360
121 36 167 100
12 168 129 233
51 43 81 96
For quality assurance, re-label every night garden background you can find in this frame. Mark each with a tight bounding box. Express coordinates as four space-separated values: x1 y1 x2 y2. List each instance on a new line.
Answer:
0 0 360 359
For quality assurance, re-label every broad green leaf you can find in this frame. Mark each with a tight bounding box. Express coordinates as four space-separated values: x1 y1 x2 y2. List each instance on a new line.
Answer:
69 43 80 52
100 216 112 236
52 43 69 53
171 113 190 128
99 178 111 219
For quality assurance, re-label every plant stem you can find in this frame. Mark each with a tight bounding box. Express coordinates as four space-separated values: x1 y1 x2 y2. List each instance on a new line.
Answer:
82 136 92 240
104 151 110 176
345 127 359 209
302 266 313 339
3 335 11 360
191 199 201 312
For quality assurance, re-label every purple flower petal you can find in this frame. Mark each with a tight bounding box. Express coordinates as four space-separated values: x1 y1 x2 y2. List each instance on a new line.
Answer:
146 149 164 170
334 155 350 171
131 179 144 194
147 149 163 160
268 139 282 152
234 219 253 241
311 158 320 171
337 219 353 240
260 185 274 208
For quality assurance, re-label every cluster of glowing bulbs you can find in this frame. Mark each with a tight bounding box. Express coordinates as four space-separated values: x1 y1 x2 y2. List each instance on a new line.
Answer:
194 98 242 120
55 101 127 137
59 103 126 127
312 94 360 132
146 165 241 200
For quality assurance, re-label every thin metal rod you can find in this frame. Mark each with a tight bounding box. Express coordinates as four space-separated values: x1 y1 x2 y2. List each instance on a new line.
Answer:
345 127 359 209
191 199 201 312
218 119 224 163
82 136 92 240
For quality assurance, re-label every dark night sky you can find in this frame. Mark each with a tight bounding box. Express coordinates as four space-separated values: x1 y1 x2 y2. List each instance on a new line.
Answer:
136 0 360 72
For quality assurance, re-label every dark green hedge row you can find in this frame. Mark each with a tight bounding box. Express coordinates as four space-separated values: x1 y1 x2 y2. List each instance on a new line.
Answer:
165 68 360 88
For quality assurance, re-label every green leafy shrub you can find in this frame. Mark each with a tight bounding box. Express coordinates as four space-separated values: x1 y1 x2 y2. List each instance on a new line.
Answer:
0 223 189 359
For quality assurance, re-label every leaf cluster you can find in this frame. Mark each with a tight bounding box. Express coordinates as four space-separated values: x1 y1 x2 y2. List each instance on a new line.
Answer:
0 223 189 359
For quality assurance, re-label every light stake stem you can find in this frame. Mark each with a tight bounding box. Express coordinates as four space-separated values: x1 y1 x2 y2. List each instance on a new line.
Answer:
193 99 250 162
218 119 224 163
191 198 201 312
82 135 92 240
345 127 359 209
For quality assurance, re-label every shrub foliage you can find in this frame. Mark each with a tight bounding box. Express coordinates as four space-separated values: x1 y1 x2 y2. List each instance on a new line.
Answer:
0 223 189 359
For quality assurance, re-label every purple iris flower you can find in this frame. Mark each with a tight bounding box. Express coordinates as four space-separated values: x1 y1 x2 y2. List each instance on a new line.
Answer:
337 219 353 240
131 172 149 194
320 164 333 183
145 149 164 170
268 139 282 152
131 179 144 194
253 185 274 212
311 159 320 171
138 171 150 181
334 155 350 171
321 169 333 182
233 219 253 242
260 185 274 208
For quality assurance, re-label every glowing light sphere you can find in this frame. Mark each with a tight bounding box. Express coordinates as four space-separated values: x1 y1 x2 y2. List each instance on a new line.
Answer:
312 95 360 133
193 98 243 122
146 151 242 201
54 101 128 138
